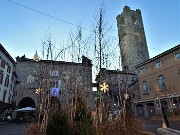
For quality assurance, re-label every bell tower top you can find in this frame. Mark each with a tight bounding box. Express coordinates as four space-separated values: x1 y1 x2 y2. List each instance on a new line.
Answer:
116 6 149 72
123 6 130 12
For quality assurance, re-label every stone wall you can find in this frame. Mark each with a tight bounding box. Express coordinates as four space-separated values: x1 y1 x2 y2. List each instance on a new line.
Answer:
13 56 94 111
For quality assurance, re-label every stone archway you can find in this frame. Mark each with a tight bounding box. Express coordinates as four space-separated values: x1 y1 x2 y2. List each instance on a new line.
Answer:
18 97 36 109
17 97 36 120
136 104 145 117
147 103 155 117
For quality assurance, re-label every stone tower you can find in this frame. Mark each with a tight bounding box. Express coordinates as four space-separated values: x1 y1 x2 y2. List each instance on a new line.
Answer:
117 6 149 72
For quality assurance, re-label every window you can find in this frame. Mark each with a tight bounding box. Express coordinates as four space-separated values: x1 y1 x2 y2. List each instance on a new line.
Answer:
11 74 14 81
135 35 141 42
159 75 166 91
3 90 7 102
155 61 161 68
119 17 125 25
140 68 145 74
0 72 4 84
13 91 17 97
7 66 11 73
131 15 138 25
1 60 5 69
8 89 11 103
5 76 9 87
175 53 180 60
10 83 13 91
8 93 11 103
51 80 60 88
143 81 149 94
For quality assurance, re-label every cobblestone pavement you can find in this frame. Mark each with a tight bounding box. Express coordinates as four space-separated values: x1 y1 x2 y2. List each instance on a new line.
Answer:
143 119 180 134
0 123 25 135
0 120 180 135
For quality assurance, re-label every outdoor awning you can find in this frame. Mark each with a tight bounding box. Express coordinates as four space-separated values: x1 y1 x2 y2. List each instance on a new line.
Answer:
14 107 36 112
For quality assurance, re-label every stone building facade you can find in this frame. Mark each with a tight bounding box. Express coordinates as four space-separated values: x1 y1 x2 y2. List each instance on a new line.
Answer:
13 55 94 112
0 44 16 112
117 6 149 72
134 45 180 117
96 68 137 114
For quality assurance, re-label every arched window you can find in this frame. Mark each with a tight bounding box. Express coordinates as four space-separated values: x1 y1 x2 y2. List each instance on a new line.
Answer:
3 90 7 102
175 53 180 60
1 60 5 69
119 17 125 25
131 15 138 25
0 72 4 84
159 75 166 91
5 76 9 87
143 81 149 94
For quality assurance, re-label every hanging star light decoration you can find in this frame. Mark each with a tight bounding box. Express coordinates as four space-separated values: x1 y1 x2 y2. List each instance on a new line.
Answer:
35 88 41 94
124 92 129 100
100 82 109 93
27 75 36 83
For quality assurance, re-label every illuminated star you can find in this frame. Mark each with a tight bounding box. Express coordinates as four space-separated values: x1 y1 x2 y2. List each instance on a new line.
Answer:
124 93 129 100
100 82 109 93
35 88 41 94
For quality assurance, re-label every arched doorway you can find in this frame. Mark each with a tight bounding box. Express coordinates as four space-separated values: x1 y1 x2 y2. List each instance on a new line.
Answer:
18 97 36 109
147 103 155 117
17 97 36 121
136 104 144 117
172 98 180 115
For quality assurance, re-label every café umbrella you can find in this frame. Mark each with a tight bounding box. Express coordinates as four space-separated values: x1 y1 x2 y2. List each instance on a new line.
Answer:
15 107 36 112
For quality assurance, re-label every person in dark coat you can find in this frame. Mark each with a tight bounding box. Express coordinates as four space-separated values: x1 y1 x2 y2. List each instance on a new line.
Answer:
161 102 169 128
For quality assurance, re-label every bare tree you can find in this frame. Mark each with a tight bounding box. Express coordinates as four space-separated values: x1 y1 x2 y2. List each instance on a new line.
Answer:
92 5 119 125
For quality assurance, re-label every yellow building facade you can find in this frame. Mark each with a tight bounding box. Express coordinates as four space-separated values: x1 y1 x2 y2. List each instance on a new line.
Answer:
134 45 180 117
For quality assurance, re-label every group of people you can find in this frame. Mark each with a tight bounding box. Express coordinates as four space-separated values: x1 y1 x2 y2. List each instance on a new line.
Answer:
1 110 12 124
1 109 36 124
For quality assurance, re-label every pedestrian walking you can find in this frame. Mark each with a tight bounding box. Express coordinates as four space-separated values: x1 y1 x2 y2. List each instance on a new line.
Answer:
7 115 11 124
161 101 169 128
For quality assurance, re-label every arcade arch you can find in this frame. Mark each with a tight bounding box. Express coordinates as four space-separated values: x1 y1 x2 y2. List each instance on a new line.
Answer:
18 97 36 109
136 104 144 117
146 103 155 117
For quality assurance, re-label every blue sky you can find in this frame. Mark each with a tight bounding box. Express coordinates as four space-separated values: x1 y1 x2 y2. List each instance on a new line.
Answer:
0 0 180 66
